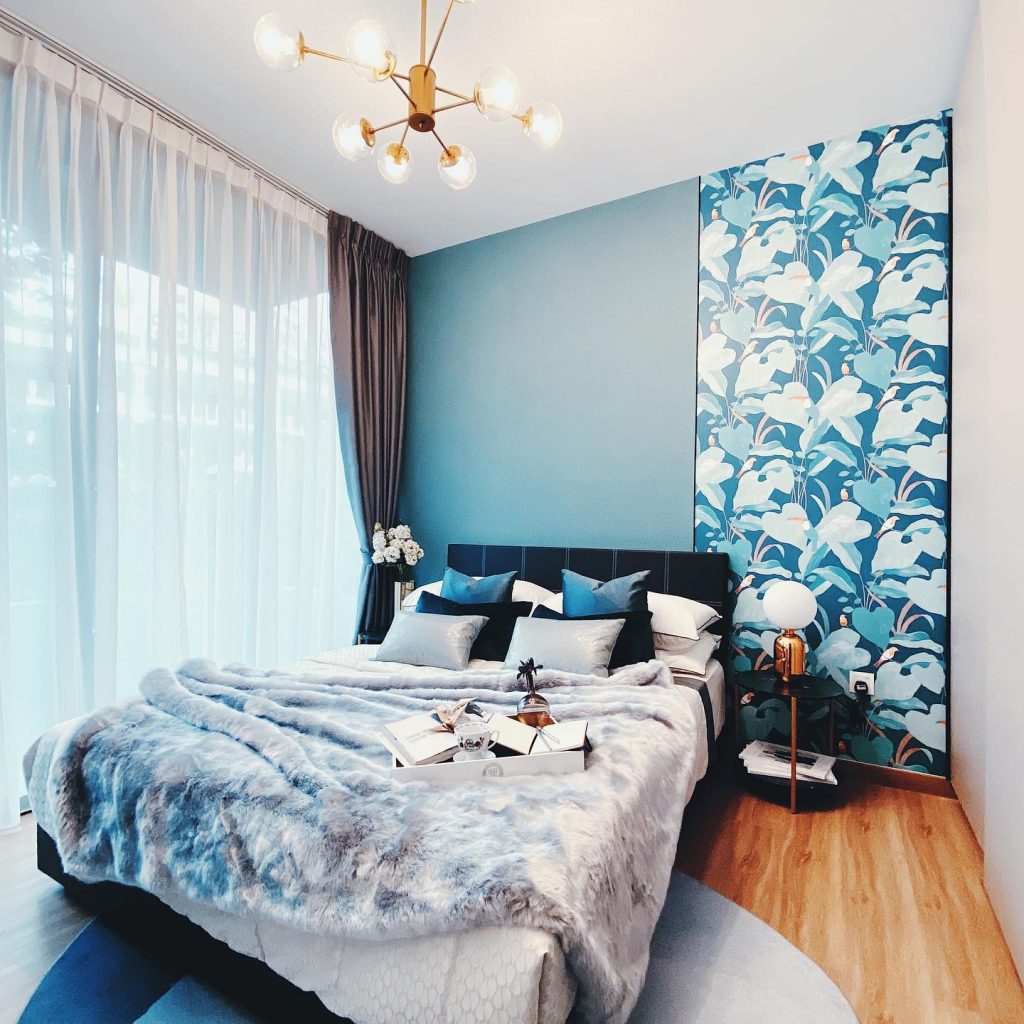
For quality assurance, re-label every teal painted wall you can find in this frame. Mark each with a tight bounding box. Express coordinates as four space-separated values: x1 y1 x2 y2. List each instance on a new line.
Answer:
401 181 699 583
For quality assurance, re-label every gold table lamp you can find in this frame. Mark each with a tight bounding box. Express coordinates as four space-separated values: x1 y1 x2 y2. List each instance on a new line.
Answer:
762 581 817 683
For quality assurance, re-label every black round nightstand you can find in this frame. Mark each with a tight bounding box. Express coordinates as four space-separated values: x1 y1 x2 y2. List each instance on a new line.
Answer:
731 670 846 813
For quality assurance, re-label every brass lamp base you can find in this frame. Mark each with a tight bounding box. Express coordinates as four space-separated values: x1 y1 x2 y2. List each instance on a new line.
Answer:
774 629 807 683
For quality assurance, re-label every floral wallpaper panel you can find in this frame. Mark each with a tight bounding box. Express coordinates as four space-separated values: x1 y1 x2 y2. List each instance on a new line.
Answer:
696 112 951 775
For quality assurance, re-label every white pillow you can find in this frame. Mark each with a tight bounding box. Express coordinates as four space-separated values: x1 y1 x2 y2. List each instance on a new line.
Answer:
403 578 554 611
542 590 719 644
655 632 721 677
647 591 721 643
502 616 624 678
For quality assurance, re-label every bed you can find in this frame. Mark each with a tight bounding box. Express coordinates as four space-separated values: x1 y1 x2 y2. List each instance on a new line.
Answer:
26 545 731 1024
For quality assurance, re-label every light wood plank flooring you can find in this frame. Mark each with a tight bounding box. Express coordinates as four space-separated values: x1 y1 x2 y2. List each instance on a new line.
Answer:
0 814 91 1024
2 776 1022 1024
676 766 1024 1024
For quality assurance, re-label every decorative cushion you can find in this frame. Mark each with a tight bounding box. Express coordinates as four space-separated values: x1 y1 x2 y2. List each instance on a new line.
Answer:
373 611 489 671
655 632 722 677
647 591 722 645
416 592 532 662
532 605 655 669
561 569 650 616
502 616 625 678
440 567 517 604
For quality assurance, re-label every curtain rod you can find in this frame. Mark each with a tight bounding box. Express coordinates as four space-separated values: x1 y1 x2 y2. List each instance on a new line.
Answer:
0 6 329 218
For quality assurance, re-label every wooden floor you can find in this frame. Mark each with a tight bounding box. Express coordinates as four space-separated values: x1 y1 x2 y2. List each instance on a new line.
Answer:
2 777 1022 1024
676 766 1024 1024
0 814 91 1024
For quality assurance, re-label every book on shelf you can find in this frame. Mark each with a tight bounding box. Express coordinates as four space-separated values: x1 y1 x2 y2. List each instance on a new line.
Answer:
740 740 838 785
381 710 589 768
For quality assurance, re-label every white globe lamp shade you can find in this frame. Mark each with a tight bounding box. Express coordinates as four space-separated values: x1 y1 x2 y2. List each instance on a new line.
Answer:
254 14 304 72
438 144 477 189
378 142 413 184
762 581 816 631
332 114 374 161
522 102 563 149
473 65 521 121
346 20 396 81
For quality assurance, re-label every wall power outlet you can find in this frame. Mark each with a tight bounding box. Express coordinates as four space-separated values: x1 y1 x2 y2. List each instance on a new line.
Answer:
849 670 875 697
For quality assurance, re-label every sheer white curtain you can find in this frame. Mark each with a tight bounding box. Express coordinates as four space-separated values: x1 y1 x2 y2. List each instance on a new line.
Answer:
0 31 360 828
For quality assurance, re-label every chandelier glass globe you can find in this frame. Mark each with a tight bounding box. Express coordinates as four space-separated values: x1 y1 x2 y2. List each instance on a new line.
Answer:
332 114 374 161
474 65 520 121
253 14 303 72
523 102 563 149
438 145 477 189
378 142 413 184
346 20 396 81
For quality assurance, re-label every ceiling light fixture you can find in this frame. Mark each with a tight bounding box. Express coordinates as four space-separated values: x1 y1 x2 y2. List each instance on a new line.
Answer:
254 1 562 190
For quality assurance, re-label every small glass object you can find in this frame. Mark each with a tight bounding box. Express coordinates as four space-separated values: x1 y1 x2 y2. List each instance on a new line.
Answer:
332 114 374 161
346 19 396 81
474 65 521 121
438 145 477 189
516 658 553 727
253 14 303 72
378 142 413 185
523 102 563 149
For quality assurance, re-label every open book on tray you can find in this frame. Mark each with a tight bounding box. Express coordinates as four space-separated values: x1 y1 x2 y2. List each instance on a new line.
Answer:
380 710 589 768
740 740 838 785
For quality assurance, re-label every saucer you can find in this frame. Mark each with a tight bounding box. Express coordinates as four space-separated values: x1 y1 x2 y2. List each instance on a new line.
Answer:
453 750 496 762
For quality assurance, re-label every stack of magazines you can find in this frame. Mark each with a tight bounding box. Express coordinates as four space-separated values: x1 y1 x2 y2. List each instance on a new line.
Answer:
740 740 837 785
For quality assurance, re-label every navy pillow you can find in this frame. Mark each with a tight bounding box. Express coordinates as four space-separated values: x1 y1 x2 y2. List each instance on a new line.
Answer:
561 569 650 616
417 592 531 662
533 605 655 669
440 567 517 604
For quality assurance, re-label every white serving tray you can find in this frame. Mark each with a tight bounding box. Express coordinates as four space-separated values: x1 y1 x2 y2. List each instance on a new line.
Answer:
392 748 584 785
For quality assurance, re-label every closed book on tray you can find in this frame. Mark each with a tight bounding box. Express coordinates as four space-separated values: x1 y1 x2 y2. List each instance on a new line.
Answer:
381 712 462 767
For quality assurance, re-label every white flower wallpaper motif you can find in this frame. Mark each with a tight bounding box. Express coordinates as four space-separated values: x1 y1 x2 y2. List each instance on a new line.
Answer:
696 112 950 775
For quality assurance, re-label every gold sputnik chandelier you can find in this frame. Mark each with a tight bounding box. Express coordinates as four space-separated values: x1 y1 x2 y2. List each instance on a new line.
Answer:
253 1 563 190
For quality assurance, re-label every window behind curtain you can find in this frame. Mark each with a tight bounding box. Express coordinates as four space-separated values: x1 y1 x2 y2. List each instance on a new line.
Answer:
0 33 360 827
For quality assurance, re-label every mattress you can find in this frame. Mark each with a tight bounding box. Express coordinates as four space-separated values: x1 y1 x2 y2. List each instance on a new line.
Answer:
29 650 723 1024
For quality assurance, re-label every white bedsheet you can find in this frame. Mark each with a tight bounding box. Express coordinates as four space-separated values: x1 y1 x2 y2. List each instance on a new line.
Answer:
36 649 721 1024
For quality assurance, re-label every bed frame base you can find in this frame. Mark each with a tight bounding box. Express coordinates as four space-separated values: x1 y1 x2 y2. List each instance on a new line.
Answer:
36 826 349 1023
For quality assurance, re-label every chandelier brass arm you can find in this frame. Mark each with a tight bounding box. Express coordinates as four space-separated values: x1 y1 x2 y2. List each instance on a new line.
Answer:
425 0 457 72
253 0 562 188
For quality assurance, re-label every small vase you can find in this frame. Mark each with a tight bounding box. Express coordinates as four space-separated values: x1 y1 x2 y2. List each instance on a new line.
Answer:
394 578 416 618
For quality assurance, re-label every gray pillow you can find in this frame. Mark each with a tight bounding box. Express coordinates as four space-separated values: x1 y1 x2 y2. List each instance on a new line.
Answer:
502 616 625 678
373 611 489 671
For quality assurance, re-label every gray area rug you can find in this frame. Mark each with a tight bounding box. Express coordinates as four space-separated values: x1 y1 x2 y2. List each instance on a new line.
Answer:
19 870 859 1023
627 872 860 1023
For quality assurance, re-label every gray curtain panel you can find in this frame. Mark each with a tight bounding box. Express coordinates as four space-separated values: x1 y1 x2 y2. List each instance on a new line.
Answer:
328 212 409 637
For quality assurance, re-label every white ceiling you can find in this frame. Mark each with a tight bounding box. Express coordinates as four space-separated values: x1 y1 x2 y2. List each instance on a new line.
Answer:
5 0 977 256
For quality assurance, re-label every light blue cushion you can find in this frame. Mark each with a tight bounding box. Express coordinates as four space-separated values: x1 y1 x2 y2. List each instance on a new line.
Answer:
440 567 517 604
373 611 489 670
562 569 650 616
502 616 625 678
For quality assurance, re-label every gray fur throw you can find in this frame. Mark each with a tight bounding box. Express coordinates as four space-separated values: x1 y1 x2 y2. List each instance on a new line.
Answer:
25 658 703 1024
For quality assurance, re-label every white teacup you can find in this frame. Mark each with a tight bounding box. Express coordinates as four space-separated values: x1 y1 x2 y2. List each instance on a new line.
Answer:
454 719 496 760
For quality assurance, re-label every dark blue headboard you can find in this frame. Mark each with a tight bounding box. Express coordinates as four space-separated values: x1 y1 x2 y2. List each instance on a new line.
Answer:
446 544 732 656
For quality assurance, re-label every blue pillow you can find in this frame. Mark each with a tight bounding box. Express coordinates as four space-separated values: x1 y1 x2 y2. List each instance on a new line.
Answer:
440 567 517 604
562 568 650 616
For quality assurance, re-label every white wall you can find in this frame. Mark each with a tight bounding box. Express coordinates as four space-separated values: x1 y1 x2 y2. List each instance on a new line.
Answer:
951 0 1024 977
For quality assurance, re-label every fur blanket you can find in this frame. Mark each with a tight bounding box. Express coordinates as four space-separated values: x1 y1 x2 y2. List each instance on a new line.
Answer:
25 658 702 1024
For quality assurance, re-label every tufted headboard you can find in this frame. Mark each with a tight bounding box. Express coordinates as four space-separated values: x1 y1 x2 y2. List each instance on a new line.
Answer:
446 544 733 661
